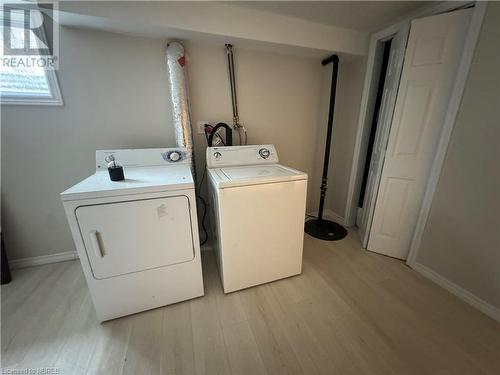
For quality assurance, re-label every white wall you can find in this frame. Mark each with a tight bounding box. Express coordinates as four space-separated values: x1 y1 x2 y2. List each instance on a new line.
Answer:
2 27 175 261
1 26 364 261
416 3 500 310
186 41 327 213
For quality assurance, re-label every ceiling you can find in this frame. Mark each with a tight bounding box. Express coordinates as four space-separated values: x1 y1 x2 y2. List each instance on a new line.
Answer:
228 1 436 32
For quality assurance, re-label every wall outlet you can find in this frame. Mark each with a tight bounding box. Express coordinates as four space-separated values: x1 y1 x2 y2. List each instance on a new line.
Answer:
197 121 209 135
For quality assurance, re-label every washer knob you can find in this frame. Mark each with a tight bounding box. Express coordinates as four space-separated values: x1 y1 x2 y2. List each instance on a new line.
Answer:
259 148 271 159
214 152 222 159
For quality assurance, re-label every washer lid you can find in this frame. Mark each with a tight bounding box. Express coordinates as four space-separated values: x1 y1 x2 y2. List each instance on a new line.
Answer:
210 164 307 188
61 165 194 201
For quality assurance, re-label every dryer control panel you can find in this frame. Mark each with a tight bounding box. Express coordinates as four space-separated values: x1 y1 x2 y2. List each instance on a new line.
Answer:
206 145 278 168
96 148 190 170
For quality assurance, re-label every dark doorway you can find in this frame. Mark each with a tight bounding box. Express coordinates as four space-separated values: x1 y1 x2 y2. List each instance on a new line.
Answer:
358 39 392 208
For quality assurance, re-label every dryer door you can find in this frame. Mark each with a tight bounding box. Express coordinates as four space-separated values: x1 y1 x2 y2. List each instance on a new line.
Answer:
76 195 194 279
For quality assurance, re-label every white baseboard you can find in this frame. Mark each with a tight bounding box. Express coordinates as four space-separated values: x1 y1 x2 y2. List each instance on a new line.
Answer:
307 209 347 226
10 251 79 269
9 244 213 269
413 262 500 323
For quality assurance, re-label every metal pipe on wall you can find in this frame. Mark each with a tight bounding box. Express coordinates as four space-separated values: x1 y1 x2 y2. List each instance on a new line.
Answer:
225 44 247 145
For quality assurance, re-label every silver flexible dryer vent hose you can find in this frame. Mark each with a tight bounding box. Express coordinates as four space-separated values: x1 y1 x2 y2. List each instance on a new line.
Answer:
165 41 209 244
165 41 196 176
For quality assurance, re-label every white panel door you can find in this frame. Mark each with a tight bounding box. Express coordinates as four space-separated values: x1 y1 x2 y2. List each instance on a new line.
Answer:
76 195 194 279
368 9 472 259
358 26 409 247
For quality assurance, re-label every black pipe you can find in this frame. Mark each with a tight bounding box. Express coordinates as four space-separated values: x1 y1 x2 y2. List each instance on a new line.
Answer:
322 54 338 66
317 55 339 223
304 54 347 241
208 122 233 147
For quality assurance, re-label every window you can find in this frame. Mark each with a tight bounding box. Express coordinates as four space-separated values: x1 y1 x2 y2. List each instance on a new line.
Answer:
0 8 63 105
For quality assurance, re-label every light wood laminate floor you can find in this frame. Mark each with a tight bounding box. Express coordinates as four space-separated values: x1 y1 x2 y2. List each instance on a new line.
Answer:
2 232 500 375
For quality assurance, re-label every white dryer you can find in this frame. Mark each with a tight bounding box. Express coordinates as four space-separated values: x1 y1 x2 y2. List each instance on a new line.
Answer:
207 145 308 293
61 148 204 322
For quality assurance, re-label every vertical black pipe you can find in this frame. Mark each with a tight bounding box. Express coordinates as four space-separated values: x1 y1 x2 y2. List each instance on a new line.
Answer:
317 55 339 224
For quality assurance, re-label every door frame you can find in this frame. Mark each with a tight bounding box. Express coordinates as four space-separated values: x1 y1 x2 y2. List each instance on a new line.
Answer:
357 25 409 248
344 1 487 263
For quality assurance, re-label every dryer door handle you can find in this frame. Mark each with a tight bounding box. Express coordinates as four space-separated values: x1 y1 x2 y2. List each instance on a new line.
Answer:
89 230 104 258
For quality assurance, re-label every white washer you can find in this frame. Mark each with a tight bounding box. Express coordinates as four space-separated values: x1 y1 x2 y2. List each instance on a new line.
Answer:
207 145 308 293
61 148 204 322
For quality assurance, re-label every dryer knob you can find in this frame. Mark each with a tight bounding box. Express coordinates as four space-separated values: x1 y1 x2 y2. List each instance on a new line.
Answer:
169 151 181 162
259 148 271 159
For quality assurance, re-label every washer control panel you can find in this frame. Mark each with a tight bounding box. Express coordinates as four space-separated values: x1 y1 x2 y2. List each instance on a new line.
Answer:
206 145 278 168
